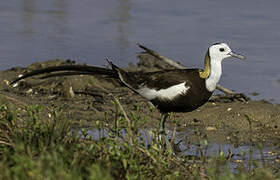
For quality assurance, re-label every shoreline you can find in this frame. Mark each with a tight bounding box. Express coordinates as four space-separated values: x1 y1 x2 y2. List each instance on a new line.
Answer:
0 58 279 145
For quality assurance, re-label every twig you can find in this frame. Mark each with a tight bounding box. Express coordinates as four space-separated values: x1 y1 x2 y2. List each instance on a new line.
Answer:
216 85 234 95
0 93 54 111
169 126 176 149
0 140 14 147
113 97 133 145
137 43 185 70
137 43 236 95
93 83 134 145
136 146 157 163
0 94 28 107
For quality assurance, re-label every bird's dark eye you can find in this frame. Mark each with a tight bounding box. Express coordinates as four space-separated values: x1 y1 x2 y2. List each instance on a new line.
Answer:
219 48 225 52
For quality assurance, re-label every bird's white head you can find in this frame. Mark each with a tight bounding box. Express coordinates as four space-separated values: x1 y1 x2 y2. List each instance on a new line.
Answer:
208 43 245 62
204 43 245 92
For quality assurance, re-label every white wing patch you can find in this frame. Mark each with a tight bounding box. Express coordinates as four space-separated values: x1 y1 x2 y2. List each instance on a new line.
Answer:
137 82 190 100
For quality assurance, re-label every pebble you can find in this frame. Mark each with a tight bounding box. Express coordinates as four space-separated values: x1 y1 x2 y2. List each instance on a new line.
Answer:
268 151 277 156
233 159 243 163
26 89 33 94
205 126 217 131
3 79 9 86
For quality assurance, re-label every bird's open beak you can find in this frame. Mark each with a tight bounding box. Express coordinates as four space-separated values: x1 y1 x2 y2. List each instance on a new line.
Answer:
228 51 246 60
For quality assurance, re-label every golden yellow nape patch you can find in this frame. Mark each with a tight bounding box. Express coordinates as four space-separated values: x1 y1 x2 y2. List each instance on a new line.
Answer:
199 51 211 79
199 70 209 78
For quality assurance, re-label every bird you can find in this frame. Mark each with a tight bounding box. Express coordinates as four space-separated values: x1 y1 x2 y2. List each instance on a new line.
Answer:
11 43 245 149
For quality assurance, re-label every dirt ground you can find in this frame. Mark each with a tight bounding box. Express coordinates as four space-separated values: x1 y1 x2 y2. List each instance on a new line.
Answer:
0 55 279 146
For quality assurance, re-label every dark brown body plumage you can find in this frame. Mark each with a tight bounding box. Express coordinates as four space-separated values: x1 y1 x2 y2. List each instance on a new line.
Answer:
115 68 213 113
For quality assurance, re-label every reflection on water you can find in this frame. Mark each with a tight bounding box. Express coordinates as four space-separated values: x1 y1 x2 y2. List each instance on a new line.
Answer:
1 0 280 102
175 129 279 171
21 0 36 34
115 0 131 60
73 127 279 172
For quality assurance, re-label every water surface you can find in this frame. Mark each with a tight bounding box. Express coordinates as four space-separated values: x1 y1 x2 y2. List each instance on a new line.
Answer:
74 127 280 173
1 0 280 102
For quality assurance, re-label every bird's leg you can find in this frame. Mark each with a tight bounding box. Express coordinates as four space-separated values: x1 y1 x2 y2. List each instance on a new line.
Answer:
158 113 173 153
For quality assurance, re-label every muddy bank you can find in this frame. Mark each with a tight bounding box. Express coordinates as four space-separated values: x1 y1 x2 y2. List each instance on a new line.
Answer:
0 56 279 146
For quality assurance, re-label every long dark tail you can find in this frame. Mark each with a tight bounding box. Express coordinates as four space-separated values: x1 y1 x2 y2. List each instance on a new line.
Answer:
11 43 151 85
11 64 117 84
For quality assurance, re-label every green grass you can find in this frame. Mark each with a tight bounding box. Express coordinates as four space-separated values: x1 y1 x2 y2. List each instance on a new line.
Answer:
0 102 279 180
